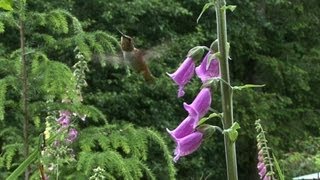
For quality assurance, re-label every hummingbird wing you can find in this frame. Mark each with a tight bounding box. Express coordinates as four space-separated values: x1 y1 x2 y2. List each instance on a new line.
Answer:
139 40 169 63
92 39 169 67
92 52 129 67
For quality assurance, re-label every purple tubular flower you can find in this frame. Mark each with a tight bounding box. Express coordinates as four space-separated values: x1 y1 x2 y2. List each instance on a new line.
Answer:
195 51 220 83
57 111 71 127
167 116 204 162
167 57 195 97
183 88 211 121
173 132 203 162
67 128 78 142
167 116 196 139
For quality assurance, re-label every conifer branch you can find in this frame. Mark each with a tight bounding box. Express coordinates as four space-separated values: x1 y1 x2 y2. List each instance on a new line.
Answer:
19 4 30 179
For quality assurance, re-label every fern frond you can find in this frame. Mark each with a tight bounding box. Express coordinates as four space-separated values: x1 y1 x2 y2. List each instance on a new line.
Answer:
108 130 131 155
145 129 176 180
78 151 132 180
99 151 131 180
104 173 116 180
30 52 78 100
0 11 17 28
73 31 118 61
0 58 11 75
1 143 23 169
0 126 21 141
51 9 83 34
33 33 57 47
78 127 105 152
122 124 148 160
125 158 143 179
46 10 69 34
74 33 92 60
77 125 175 179
138 161 156 180
94 31 119 54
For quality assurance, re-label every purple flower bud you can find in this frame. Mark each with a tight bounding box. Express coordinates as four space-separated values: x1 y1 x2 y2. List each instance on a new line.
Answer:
257 149 270 180
167 116 196 139
195 51 220 83
67 128 78 142
173 132 203 162
263 175 270 180
258 149 264 162
183 88 211 120
257 162 267 179
167 57 195 97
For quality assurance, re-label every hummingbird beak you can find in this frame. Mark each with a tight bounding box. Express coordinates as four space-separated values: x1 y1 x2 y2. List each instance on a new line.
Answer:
116 28 131 39
116 28 125 36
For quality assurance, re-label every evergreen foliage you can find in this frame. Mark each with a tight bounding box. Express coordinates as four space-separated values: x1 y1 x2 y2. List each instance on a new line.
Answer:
75 124 175 179
0 78 6 120
0 0 319 179
0 0 176 179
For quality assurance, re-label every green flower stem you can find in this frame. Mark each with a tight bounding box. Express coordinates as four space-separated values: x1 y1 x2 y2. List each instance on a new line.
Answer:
215 0 238 179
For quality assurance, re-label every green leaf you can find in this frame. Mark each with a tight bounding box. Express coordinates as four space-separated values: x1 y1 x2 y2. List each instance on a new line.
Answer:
198 112 222 126
0 0 13 11
197 2 215 23
232 84 265 90
272 153 285 180
221 5 237 12
223 122 240 142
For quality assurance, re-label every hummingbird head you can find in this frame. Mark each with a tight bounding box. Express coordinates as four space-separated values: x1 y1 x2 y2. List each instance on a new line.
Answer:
116 28 134 51
120 35 134 51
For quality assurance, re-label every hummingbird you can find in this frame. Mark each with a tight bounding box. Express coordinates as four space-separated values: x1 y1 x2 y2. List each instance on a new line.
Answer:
118 30 156 83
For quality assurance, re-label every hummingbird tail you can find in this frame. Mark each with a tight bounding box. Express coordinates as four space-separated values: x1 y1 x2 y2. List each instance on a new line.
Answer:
142 71 156 84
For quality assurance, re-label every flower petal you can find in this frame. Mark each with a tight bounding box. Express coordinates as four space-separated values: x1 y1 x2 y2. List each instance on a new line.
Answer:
167 57 195 97
195 51 220 83
183 88 211 121
167 116 196 140
174 131 203 162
